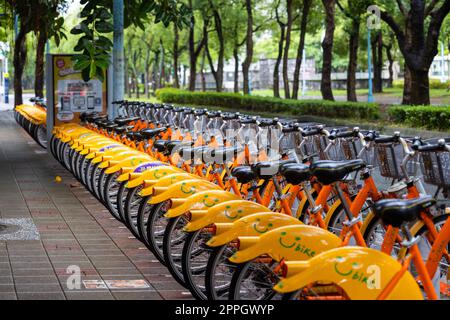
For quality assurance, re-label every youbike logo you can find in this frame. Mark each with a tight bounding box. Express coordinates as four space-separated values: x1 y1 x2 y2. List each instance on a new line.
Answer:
133 162 167 173
99 144 121 152
333 257 381 290
367 5 381 30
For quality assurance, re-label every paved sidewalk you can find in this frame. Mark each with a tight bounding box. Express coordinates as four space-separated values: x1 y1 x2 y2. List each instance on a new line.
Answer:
0 110 191 300
0 94 35 112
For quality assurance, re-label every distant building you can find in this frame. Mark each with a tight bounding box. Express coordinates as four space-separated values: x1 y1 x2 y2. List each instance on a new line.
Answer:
194 56 400 92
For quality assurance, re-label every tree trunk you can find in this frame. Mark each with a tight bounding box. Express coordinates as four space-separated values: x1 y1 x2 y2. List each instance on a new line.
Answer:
13 25 27 106
200 49 206 92
292 0 312 99
402 63 412 105
242 0 253 95
409 69 429 105
321 0 335 101
385 44 394 88
233 47 240 93
346 19 359 102
274 22 285 98
187 1 206 92
211 6 224 92
124 54 129 97
173 23 180 88
376 32 383 92
372 31 383 93
35 30 47 98
282 0 293 99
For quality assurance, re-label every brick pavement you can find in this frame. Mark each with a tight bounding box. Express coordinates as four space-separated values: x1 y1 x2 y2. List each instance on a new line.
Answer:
0 110 192 300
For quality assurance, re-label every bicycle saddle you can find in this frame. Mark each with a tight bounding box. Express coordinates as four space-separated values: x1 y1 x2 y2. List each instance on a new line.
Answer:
310 159 366 185
231 166 257 184
251 159 297 180
114 117 140 126
280 163 311 185
126 131 144 141
140 127 168 139
210 146 243 164
167 141 192 154
179 146 211 160
373 196 436 228
105 123 118 130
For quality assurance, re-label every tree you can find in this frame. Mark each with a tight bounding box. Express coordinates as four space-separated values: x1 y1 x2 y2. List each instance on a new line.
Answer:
282 0 294 99
71 0 191 82
321 0 336 101
378 0 450 105
273 0 286 98
187 0 206 91
292 0 313 99
205 0 225 92
242 0 254 95
33 1 67 98
336 1 364 101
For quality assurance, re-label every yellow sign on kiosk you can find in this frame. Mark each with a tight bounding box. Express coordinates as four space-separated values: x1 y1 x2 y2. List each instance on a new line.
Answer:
51 55 108 126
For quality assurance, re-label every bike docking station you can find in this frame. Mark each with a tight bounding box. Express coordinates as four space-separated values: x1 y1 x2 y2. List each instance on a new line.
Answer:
45 53 113 145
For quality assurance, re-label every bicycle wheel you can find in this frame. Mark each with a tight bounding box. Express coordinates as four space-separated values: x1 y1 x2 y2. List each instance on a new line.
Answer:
103 172 122 221
84 161 96 193
91 164 105 201
116 182 129 221
35 125 47 149
124 185 144 239
228 259 283 300
137 196 153 244
146 200 170 265
97 169 109 203
181 229 214 300
205 243 238 300
162 216 189 287
59 143 72 171
410 213 450 298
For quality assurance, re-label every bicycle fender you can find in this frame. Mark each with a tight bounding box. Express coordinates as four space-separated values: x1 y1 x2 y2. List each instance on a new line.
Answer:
207 212 299 248
359 210 376 237
139 173 197 196
116 162 165 182
104 155 152 174
184 200 271 232
92 149 133 164
274 247 423 300
324 199 342 228
125 166 183 189
165 190 240 218
86 144 124 159
229 225 341 264
149 180 220 205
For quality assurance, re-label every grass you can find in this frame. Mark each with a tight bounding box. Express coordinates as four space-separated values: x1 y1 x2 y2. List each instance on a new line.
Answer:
134 94 449 136
251 88 450 103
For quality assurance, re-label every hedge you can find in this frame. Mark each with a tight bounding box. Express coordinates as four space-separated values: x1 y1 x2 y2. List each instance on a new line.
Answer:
393 79 450 90
388 105 450 131
156 88 380 120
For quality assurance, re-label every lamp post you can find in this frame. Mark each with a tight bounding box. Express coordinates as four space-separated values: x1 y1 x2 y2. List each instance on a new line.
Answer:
367 28 374 103
441 41 446 83
302 48 307 98
112 0 124 119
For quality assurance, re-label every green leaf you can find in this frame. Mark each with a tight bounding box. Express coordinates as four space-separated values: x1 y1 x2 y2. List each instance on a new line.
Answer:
70 27 83 35
95 21 113 33
73 59 91 71
81 67 91 82
89 62 97 79
95 67 105 82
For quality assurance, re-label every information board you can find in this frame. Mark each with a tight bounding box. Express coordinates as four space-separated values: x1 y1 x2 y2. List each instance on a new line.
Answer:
47 54 108 126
